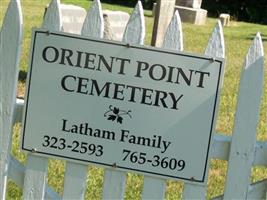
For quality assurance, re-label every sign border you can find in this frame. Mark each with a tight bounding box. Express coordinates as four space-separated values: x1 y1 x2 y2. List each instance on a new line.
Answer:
21 29 224 183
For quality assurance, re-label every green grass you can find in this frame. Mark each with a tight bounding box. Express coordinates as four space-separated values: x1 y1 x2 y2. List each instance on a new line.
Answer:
1 0 267 199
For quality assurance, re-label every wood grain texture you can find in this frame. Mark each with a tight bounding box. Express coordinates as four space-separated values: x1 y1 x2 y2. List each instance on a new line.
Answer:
183 184 207 199
122 1 145 45
63 1 104 199
223 33 264 199
254 141 267 166
102 169 126 200
102 2 145 199
62 163 88 199
23 155 48 200
12 98 24 123
142 9 183 200
210 134 231 161
162 10 183 51
204 21 225 58
8 156 25 188
0 0 23 199
151 0 175 47
183 20 225 200
81 0 104 38
212 179 267 200
8 156 60 200
42 0 62 31
45 186 62 200
247 179 267 199
23 0 62 199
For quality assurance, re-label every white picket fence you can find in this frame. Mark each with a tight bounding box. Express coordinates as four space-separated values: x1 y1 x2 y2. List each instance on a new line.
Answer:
0 0 265 199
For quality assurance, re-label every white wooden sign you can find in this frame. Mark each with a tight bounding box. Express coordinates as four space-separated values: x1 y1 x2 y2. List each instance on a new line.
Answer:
22 29 224 183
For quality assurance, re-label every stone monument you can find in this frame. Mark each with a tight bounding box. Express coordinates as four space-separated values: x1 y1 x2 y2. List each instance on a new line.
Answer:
151 0 176 47
45 4 129 41
219 13 230 26
60 4 87 34
174 0 207 25
102 10 130 41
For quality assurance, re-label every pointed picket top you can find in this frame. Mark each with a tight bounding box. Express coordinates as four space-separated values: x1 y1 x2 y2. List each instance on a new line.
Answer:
101 2 144 198
23 1 61 199
81 0 104 38
162 10 183 51
182 20 225 200
63 3 104 198
42 0 62 31
0 0 23 199
244 32 264 69
223 34 264 199
204 20 225 58
122 1 145 44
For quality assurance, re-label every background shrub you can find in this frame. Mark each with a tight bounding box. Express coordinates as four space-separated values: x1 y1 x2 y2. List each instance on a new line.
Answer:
100 0 267 24
201 0 267 24
100 0 156 9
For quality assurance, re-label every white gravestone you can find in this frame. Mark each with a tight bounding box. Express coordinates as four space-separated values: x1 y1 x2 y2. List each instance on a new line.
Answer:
60 4 87 34
175 0 207 25
176 0 202 9
103 10 130 41
151 0 176 47
219 13 230 26
46 4 130 40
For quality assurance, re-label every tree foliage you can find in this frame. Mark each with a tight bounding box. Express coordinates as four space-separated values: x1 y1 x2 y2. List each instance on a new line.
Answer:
202 0 267 24
100 0 267 24
100 0 156 9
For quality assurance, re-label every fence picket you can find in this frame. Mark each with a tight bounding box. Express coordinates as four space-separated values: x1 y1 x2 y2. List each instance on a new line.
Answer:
44 186 62 200
248 179 267 199
183 184 207 199
212 180 267 200
8 156 60 200
182 21 225 199
223 33 264 199
8 156 25 188
142 10 183 200
162 10 183 51
204 21 225 58
81 0 104 37
23 155 49 200
102 2 145 199
142 176 165 199
42 0 62 31
13 98 24 123
23 0 62 199
211 134 231 160
254 142 267 166
0 1 22 199
62 163 88 199
102 169 126 199
62 1 104 199
122 1 145 45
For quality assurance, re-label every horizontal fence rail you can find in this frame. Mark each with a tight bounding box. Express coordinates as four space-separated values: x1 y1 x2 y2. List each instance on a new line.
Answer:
11 100 267 167
0 0 23 199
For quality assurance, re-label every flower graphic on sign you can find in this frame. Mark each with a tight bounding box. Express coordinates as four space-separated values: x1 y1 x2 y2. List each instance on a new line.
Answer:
104 105 132 124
